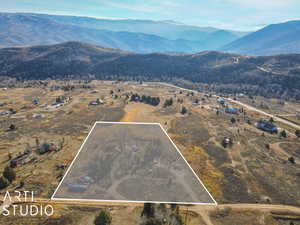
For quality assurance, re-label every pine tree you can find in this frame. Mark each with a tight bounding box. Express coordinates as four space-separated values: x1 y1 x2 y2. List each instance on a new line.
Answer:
181 106 187 115
280 130 287 138
142 203 155 218
230 117 236 124
94 210 112 225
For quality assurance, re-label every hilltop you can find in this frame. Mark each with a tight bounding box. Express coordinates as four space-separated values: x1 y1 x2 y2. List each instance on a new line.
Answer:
0 41 300 99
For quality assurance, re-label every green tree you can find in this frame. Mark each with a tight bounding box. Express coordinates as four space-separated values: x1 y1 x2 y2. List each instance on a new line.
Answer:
280 130 287 138
0 177 10 190
181 106 187 115
142 203 155 218
295 130 300 138
230 117 236 124
94 210 112 225
288 157 296 164
3 166 16 183
163 98 173 108
9 124 16 131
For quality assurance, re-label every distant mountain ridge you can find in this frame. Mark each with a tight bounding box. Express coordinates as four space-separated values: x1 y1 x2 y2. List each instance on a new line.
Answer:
1 41 299 99
222 20 300 55
0 12 246 53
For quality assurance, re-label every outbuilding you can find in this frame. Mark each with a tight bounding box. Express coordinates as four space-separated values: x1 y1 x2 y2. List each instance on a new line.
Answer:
256 120 278 134
225 107 239 114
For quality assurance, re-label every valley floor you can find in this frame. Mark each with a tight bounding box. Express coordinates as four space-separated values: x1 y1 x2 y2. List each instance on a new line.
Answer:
0 80 299 225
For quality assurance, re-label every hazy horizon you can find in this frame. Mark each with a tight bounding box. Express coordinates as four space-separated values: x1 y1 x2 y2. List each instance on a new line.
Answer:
1 0 300 31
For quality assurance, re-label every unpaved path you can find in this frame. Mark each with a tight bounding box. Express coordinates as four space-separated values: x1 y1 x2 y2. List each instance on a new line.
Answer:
2 196 300 225
156 82 300 130
270 142 299 164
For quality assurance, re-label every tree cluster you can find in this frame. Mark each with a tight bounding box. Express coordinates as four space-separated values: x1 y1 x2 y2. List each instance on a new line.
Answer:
130 94 160 106
163 98 173 108
141 203 183 225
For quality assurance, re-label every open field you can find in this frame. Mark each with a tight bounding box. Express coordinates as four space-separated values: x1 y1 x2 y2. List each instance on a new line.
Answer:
0 80 299 224
236 95 300 124
53 122 215 204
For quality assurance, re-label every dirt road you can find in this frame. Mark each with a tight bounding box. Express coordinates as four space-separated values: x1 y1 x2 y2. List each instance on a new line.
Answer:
156 82 300 130
2 197 300 225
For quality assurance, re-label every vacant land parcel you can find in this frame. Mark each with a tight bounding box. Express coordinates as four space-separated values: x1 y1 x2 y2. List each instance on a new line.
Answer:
52 122 215 204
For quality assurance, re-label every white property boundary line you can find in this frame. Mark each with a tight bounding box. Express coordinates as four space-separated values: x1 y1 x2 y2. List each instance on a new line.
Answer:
51 121 98 200
51 121 218 206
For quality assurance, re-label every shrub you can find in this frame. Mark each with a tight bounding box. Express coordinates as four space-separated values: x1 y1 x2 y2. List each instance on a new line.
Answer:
3 166 16 183
9 124 16 131
230 117 236 124
288 157 296 164
142 203 155 218
94 210 112 225
280 130 287 138
0 177 10 189
163 98 173 108
181 106 187 115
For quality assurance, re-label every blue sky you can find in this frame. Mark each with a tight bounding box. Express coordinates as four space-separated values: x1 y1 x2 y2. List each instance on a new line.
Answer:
1 0 300 31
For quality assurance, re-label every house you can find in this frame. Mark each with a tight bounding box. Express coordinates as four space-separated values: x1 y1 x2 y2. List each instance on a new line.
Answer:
32 113 44 119
0 110 11 115
225 107 239 114
218 98 225 105
1 108 16 115
39 142 57 154
89 99 104 106
256 120 278 134
90 90 99 94
46 103 64 110
32 99 40 105
10 152 32 168
89 101 99 106
56 164 67 170
222 137 233 148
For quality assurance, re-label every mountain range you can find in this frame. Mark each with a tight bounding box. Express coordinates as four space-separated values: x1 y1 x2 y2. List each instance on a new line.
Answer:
1 41 299 99
2 12 300 55
222 20 300 56
0 12 245 53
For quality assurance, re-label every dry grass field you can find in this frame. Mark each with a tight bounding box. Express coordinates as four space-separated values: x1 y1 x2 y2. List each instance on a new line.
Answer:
0 80 299 225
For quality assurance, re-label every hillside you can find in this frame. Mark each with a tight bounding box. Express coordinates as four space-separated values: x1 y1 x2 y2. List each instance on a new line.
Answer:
35 13 247 41
0 12 244 53
1 41 300 99
222 20 300 55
